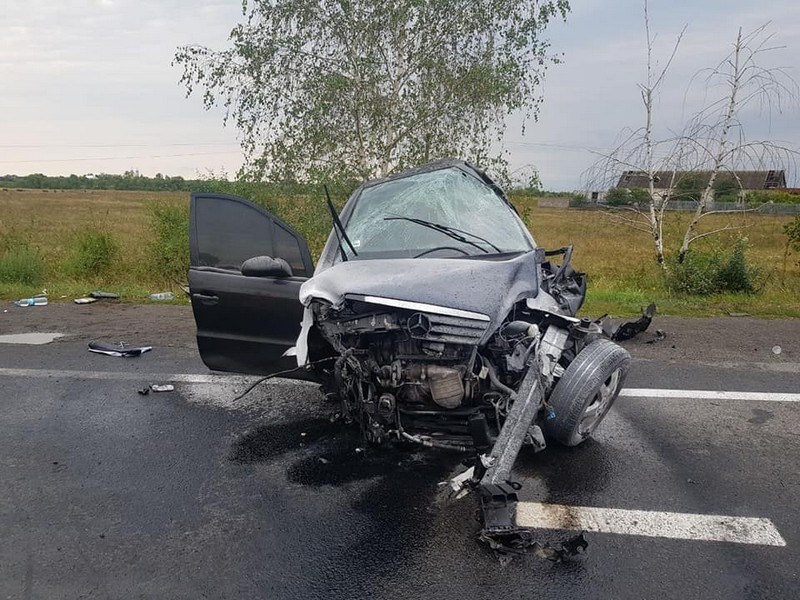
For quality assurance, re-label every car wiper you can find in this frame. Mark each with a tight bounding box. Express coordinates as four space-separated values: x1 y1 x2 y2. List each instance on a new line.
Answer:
325 185 358 261
383 216 501 254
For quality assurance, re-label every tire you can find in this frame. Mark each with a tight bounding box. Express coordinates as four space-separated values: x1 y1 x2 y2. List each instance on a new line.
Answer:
543 339 631 447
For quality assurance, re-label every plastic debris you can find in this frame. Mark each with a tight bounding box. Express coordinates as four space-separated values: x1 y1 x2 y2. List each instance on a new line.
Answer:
14 297 48 307
88 341 152 357
772 345 782 355
137 387 150 395
612 303 656 341
646 329 667 344
74 298 98 304
150 384 174 392
148 292 175 301
89 291 120 299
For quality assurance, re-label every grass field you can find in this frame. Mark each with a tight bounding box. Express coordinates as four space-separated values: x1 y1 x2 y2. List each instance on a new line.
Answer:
1 188 799 317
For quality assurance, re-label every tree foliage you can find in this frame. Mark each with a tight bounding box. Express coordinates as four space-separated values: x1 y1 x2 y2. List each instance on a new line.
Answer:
174 0 569 182
605 186 649 206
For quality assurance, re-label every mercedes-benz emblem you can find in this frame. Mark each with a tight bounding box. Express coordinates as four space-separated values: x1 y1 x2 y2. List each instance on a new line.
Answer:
407 312 432 337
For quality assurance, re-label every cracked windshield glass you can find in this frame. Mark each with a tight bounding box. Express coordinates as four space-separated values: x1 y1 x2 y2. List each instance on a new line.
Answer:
342 167 534 260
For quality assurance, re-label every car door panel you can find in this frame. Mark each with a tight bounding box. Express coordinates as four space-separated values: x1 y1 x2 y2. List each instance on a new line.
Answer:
188 193 316 378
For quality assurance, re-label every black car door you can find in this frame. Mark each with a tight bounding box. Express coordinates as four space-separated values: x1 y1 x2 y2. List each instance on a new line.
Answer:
188 192 316 377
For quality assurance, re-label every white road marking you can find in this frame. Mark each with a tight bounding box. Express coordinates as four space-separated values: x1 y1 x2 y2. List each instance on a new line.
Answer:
516 502 787 546
0 368 796 402
0 367 251 384
621 388 800 403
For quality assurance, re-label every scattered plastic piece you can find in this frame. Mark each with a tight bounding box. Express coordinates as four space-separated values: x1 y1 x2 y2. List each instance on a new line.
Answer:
89 291 120 299
646 329 667 344
772 345 782 355
14 297 48 307
612 303 656 341
137 387 150 395
74 298 98 304
148 292 175 301
150 384 174 392
88 341 152 357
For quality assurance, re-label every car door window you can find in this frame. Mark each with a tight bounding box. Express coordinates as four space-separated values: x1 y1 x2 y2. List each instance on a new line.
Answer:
192 194 311 277
273 221 308 277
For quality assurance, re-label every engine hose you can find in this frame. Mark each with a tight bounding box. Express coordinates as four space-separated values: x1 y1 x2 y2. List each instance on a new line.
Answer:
485 361 515 397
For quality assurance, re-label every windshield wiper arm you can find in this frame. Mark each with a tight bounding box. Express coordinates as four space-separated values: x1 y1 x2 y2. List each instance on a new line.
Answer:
325 185 357 260
384 216 501 254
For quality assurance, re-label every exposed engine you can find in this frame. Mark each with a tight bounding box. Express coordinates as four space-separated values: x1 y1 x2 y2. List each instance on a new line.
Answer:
310 295 594 450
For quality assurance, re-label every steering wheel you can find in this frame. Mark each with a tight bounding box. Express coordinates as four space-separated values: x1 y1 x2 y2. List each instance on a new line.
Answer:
414 246 471 258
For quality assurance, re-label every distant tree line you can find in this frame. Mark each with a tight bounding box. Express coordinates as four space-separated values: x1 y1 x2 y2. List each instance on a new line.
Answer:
0 170 205 192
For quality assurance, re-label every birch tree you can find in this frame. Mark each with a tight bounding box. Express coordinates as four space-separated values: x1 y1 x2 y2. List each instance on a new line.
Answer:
586 6 797 269
174 0 570 182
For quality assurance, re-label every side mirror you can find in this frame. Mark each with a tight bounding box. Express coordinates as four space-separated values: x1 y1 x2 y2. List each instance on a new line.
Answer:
241 256 294 278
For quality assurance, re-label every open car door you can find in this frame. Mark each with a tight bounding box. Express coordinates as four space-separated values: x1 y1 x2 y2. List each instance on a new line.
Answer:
189 192 315 378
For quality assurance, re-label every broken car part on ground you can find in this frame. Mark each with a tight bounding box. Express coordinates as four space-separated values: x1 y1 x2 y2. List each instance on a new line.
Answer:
187 159 649 556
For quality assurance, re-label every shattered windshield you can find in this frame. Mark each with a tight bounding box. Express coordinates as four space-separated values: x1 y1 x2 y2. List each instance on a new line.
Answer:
341 167 533 260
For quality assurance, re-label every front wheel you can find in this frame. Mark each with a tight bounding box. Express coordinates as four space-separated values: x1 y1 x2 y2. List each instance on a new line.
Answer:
543 339 630 447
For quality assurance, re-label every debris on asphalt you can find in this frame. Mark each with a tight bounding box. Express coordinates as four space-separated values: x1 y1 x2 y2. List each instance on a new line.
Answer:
137 387 150 395
772 345 782 355
646 329 667 344
74 297 98 304
88 341 152 357
89 291 120 299
148 292 175 301
612 302 656 341
150 384 175 392
479 529 589 563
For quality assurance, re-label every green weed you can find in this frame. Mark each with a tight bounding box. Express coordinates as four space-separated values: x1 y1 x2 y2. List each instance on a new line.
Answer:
0 244 45 286
147 200 190 279
67 227 119 276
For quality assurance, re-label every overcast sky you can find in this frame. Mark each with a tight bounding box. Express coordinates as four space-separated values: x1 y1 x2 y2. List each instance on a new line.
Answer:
2 0 799 190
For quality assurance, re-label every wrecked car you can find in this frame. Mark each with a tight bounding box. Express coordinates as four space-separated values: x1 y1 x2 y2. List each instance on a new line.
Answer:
188 159 632 551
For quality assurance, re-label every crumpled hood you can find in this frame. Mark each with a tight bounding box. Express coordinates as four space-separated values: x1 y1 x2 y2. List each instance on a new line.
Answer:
299 252 540 330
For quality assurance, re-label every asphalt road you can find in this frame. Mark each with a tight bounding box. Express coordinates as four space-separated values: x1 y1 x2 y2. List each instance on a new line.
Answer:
1 307 798 599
